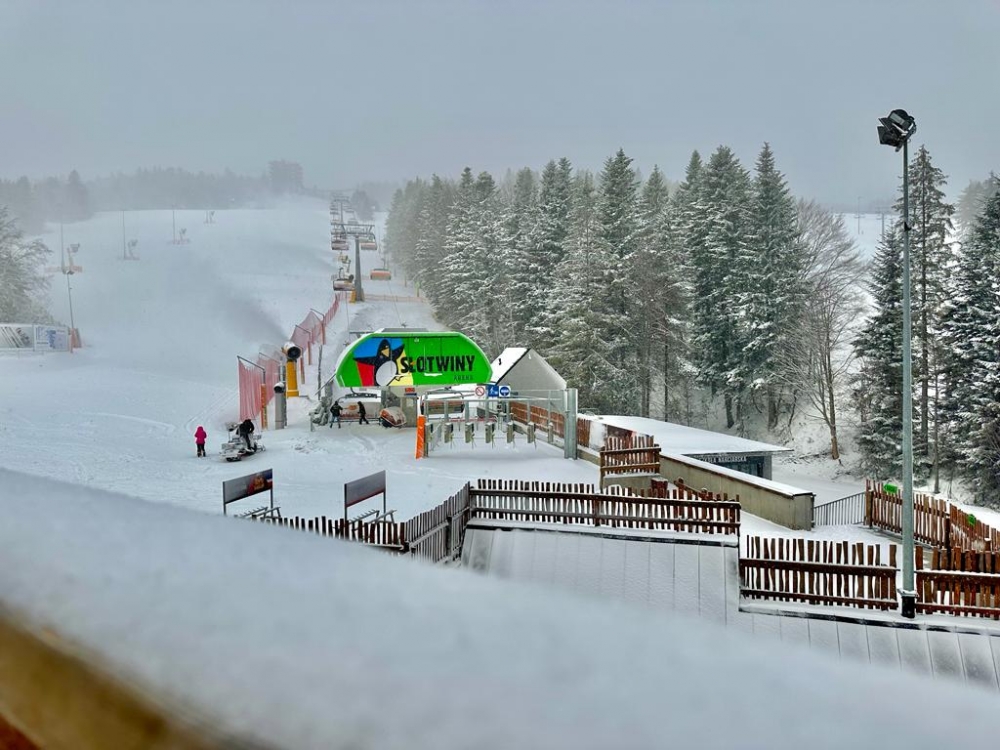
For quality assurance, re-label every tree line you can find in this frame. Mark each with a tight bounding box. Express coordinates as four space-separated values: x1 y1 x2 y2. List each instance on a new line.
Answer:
0 162 314 234
385 145 868 455
386 145 1000 503
857 154 1000 505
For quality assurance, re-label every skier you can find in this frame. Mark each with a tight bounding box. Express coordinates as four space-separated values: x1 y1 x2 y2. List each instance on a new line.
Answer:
194 425 207 457
330 400 342 429
357 401 369 425
238 418 255 451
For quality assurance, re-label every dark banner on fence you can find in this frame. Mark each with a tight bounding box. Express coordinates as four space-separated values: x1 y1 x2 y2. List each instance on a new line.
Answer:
344 470 387 521
223 469 274 515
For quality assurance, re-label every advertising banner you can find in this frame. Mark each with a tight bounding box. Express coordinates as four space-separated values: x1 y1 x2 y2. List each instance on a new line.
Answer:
223 468 274 512
0 324 70 352
33 325 70 352
0 324 35 351
335 331 492 388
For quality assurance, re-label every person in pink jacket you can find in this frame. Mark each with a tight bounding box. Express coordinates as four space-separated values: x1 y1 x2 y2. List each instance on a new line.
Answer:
195 425 207 457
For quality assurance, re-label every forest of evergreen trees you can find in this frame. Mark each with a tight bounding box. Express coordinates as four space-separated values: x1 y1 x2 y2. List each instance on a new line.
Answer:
385 147 1000 504
0 162 310 234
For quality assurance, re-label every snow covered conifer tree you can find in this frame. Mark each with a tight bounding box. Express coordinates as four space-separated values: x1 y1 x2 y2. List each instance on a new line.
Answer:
530 158 574 349
594 149 642 415
690 146 751 429
894 146 954 473
741 143 805 431
547 171 621 412
854 228 906 479
0 207 51 322
939 178 1000 503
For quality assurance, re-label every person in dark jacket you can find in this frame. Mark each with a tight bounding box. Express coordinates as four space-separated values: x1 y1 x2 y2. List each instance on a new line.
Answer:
330 400 342 428
358 401 369 425
238 418 255 450
194 425 207 457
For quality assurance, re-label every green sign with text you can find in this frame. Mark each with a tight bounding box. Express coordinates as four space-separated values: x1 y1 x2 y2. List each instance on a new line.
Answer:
335 331 492 388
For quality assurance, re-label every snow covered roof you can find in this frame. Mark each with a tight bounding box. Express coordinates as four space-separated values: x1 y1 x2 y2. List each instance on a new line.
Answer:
490 347 566 390
592 415 790 456
491 347 528 382
6 467 1000 747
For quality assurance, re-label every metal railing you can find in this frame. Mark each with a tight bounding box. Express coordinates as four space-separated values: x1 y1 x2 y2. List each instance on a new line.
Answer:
812 492 865 526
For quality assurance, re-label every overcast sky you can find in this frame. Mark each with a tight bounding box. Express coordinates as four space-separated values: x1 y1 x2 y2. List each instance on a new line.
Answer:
2 0 998 205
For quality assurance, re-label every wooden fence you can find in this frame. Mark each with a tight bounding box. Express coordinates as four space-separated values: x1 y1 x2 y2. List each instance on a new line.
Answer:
252 487 473 564
599 434 661 482
916 546 1000 619
469 478 740 535
865 482 950 547
865 481 1000 553
402 484 471 563
813 492 866 526
740 535 898 611
947 505 1000 552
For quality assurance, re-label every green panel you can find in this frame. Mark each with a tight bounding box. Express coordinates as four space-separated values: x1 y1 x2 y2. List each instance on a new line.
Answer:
335 331 492 388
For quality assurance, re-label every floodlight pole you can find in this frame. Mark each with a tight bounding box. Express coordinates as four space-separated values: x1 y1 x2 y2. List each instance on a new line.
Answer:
900 136 916 619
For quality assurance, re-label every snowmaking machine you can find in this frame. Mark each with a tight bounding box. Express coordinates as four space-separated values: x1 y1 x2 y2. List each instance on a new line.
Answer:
220 421 266 462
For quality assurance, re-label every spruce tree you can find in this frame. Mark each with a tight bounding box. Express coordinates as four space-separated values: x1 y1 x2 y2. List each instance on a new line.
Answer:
742 143 804 430
939 179 1000 504
895 146 954 473
691 146 751 428
594 149 641 414
531 158 574 349
854 228 906 479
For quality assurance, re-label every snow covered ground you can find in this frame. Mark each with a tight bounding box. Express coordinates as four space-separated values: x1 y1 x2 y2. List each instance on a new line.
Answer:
0 203 598 521
6 206 1000 745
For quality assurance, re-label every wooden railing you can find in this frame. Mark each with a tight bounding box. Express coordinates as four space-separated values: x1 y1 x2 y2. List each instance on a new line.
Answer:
813 492 865 526
599 435 661 481
916 547 1000 619
740 536 898 611
469 478 740 536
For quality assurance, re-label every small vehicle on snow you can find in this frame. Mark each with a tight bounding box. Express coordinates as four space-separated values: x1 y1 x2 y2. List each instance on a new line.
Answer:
220 420 266 462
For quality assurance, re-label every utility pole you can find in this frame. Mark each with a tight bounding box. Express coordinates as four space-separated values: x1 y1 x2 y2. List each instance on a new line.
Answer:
122 210 127 260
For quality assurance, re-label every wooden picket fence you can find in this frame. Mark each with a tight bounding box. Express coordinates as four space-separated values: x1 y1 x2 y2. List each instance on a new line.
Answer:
509 402 566 436
469 478 740 535
402 484 471 563
252 514 408 551
865 481 950 547
947 505 1000 552
599 434 661 481
865 480 1000 553
740 535 898 611
916 546 1000 619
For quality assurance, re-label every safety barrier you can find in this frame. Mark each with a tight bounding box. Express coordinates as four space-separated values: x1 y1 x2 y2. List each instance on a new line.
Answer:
237 292 347 422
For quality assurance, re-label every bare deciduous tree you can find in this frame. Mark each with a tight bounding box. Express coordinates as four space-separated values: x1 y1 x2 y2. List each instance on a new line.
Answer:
780 201 866 459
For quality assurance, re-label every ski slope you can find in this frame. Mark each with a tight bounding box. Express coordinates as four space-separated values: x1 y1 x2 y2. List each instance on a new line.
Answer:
0 202 598 519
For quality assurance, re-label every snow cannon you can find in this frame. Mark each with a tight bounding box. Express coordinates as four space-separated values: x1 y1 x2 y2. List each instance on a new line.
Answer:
282 342 301 397
273 381 286 395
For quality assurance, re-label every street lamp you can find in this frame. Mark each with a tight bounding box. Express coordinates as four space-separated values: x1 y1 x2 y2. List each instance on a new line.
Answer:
878 107 917 618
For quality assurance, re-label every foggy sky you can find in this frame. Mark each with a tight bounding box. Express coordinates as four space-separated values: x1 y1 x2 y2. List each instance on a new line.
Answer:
2 0 998 205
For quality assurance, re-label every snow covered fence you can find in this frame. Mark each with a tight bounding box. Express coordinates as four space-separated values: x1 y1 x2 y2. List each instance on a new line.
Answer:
740 536 899 611
599 435 661 488
865 481 1000 552
468 479 741 536
916 547 1000 619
